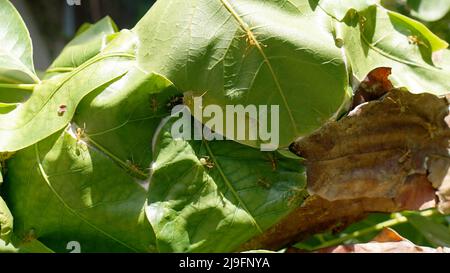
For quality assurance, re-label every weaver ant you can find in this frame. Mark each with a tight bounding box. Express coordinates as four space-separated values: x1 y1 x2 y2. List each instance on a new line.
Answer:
200 156 215 169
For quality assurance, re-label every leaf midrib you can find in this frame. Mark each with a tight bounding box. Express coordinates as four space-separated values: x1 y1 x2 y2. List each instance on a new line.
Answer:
202 140 263 233
219 0 299 136
34 143 139 252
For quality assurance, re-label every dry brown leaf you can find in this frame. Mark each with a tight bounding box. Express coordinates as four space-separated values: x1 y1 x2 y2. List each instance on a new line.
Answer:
292 89 450 211
312 228 450 253
351 67 394 109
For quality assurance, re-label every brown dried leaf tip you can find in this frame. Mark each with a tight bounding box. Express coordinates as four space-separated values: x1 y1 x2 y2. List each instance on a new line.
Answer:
351 67 394 109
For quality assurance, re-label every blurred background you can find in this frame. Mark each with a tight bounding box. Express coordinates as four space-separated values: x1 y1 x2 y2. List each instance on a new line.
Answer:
10 0 156 70
9 0 450 71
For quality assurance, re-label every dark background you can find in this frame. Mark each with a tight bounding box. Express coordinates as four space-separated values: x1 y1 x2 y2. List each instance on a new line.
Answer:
11 0 156 70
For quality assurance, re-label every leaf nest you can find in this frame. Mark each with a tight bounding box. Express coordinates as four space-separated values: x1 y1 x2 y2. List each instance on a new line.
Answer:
241 88 450 251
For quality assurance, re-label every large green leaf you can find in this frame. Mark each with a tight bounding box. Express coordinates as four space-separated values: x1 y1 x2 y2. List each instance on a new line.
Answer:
4 131 154 252
340 7 450 95
0 0 38 84
73 68 180 179
3 70 177 252
341 5 450 94
0 30 138 152
134 0 351 149
47 16 119 76
146 116 307 252
407 0 450 22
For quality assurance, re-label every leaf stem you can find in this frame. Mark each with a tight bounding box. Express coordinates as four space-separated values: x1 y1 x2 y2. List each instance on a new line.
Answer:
0 83 35 91
219 0 299 135
202 140 263 233
34 144 138 252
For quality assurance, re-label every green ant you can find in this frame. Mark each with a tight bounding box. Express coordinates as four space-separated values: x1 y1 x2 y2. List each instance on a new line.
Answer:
199 156 215 169
257 177 272 189
125 155 148 179
166 95 184 111
408 35 428 48
265 153 278 171
239 28 267 57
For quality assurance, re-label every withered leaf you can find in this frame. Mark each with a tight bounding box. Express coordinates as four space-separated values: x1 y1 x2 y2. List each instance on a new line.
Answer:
351 67 394 109
241 88 450 251
292 89 450 211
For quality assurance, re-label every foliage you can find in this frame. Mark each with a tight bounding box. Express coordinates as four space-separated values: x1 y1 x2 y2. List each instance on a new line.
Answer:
382 0 450 42
0 0 449 252
294 210 450 251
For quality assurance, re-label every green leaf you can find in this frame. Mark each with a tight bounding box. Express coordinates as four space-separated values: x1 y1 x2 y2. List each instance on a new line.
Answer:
14 239 55 253
0 238 16 253
407 213 450 247
407 0 450 22
0 0 38 84
389 11 449 52
0 102 18 113
318 0 379 21
0 84 33 104
342 5 450 94
0 196 13 243
0 30 137 152
47 16 119 76
0 234 54 253
4 131 154 252
147 117 307 252
433 49 450 70
73 68 180 179
3 67 178 252
134 0 351 149
4 132 153 252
